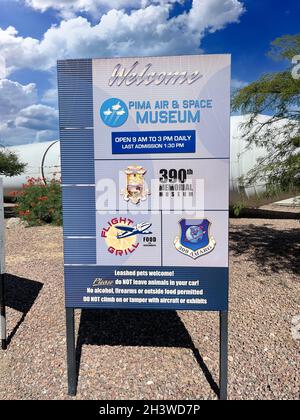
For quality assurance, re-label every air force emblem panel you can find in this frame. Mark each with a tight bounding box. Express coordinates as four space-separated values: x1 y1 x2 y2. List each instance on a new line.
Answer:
174 219 216 259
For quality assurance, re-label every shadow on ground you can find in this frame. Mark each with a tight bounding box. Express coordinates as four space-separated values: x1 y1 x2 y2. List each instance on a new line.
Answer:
230 208 299 219
2 274 43 347
230 223 300 274
75 310 220 397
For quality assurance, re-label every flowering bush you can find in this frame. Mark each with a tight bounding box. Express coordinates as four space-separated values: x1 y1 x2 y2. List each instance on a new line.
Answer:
14 177 62 226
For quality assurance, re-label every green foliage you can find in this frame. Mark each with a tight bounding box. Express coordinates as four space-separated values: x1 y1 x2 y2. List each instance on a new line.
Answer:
268 34 300 61
15 177 62 226
231 34 300 195
0 149 27 177
232 202 245 217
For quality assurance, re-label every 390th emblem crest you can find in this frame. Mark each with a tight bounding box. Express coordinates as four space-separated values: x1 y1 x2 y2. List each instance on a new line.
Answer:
121 165 150 204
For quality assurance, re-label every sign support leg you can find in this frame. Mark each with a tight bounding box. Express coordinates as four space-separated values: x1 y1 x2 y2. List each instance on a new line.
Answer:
219 310 228 400
0 273 6 350
66 308 76 396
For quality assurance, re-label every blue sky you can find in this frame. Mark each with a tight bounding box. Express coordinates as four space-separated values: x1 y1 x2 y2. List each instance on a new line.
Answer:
0 0 299 145
202 0 300 82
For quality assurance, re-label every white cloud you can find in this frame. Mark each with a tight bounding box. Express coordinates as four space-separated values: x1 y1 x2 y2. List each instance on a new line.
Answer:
35 129 58 142
0 123 58 146
188 0 244 32
0 56 6 78
231 78 248 89
0 0 245 145
1 1 244 74
0 123 57 145
42 87 58 105
0 79 37 120
0 26 41 75
0 79 58 145
15 104 58 130
24 1 181 17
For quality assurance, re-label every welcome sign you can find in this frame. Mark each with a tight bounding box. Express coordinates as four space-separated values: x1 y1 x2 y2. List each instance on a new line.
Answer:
58 54 230 311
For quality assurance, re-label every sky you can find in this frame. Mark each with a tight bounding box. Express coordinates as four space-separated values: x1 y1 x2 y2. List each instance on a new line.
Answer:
0 0 299 146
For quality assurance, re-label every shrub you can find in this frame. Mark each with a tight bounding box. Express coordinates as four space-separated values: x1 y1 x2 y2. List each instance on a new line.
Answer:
0 149 26 177
15 177 62 226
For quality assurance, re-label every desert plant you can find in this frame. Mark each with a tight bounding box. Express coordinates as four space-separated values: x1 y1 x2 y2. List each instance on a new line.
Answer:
15 177 62 226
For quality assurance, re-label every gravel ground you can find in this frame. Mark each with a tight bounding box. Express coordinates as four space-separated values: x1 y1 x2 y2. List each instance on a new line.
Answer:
0 217 299 400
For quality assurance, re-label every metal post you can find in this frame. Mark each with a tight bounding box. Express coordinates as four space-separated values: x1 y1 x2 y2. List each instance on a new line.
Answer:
219 310 228 400
0 273 6 350
66 308 76 396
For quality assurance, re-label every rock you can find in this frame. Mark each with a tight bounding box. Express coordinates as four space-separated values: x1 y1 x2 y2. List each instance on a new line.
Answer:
146 380 154 385
6 217 28 229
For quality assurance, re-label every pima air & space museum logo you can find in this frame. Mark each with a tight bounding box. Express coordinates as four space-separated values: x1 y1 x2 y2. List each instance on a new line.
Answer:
101 217 155 256
174 219 216 259
100 98 128 127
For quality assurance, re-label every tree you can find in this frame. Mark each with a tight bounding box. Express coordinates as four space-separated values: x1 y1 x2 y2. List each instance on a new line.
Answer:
0 148 27 177
231 34 300 195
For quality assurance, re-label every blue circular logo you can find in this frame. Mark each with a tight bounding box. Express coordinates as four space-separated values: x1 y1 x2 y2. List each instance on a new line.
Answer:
100 98 128 127
186 226 203 243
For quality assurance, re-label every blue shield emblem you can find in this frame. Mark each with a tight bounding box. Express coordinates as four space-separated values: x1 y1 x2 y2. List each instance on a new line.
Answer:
174 218 216 259
179 219 210 251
